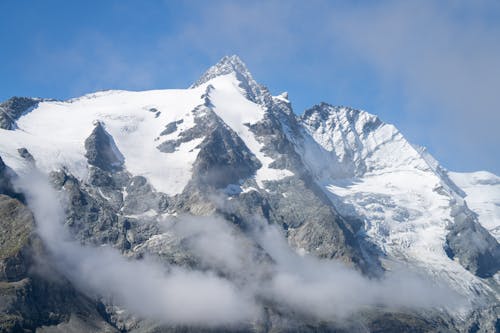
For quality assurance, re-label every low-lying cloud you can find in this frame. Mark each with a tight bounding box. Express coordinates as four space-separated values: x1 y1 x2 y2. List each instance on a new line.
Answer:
15 169 462 327
14 170 258 326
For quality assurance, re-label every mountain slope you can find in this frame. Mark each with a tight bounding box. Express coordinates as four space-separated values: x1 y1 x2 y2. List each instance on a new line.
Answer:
300 103 499 286
0 55 498 332
449 171 500 240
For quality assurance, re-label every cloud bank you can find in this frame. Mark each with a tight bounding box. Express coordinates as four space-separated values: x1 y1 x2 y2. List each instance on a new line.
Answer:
13 169 463 327
14 170 258 326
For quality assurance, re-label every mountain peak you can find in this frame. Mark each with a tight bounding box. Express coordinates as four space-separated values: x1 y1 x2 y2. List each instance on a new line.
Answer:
190 55 251 88
190 55 272 106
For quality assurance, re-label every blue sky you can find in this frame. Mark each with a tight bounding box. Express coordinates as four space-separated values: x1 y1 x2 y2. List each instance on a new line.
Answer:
1 0 499 174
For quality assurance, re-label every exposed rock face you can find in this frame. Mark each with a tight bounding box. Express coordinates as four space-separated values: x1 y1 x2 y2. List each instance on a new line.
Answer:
0 157 24 202
50 168 160 252
191 114 261 189
0 196 33 282
17 147 35 164
160 119 183 136
85 121 125 172
0 195 116 333
445 204 500 278
0 97 40 130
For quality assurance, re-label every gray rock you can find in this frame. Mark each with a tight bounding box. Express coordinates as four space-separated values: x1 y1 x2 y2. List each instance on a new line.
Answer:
156 140 178 153
160 119 183 136
0 97 40 130
445 204 500 278
17 147 35 164
85 121 125 172
0 156 24 202
123 176 169 215
0 195 116 333
192 121 261 189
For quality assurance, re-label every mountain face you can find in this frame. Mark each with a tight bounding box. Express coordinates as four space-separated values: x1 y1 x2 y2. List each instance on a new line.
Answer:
0 55 499 333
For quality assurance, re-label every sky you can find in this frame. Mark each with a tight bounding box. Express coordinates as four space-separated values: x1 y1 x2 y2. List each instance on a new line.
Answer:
1 0 499 174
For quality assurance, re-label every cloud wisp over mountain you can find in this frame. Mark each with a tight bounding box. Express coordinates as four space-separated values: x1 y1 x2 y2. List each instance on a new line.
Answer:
13 169 462 326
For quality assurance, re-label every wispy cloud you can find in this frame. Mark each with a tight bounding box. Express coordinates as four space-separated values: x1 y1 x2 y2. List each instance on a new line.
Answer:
326 0 500 172
13 169 463 327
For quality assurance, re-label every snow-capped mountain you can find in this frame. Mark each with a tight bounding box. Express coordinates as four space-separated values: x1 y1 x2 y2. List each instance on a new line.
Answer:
0 55 498 332
300 102 499 289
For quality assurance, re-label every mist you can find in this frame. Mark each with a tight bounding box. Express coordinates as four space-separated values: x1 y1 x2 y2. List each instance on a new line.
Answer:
166 215 462 320
14 169 463 327
14 169 258 326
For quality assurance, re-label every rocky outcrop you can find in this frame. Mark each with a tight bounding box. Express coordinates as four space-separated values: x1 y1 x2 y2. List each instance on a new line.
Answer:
0 97 40 130
192 119 261 189
85 121 125 172
0 195 116 333
17 148 35 164
0 157 24 202
50 168 160 251
445 204 500 278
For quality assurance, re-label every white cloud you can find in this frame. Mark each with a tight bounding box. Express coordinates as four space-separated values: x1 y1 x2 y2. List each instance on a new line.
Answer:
14 169 462 327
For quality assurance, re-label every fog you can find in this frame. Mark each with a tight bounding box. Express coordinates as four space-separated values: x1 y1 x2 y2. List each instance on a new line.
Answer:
14 169 462 326
14 169 258 326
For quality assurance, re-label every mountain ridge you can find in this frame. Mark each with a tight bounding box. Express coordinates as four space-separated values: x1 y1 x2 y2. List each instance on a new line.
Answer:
0 55 498 332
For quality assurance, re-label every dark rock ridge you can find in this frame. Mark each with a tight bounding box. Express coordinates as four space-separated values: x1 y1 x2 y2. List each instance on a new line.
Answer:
0 97 40 130
85 121 125 172
0 156 24 202
445 204 500 278
0 194 117 333
17 147 35 164
159 119 183 136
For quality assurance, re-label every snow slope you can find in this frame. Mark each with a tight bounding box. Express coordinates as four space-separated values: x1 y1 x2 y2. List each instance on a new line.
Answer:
0 61 291 194
0 89 204 194
450 171 500 240
300 104 499 301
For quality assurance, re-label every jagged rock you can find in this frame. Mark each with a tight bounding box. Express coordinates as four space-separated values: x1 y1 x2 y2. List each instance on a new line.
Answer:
0 97 40 130
160 119 183 136
460 304 500 333
85 121 125 172
0 156 24 202
123 176 169 214
192 122 261 189
0 195 116 332
17 147 35 164
156 105 211 153
445 205 500 278
0 196 33 281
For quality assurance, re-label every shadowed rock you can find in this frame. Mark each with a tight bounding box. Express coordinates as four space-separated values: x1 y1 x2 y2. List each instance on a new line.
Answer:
0 156 24 202
85 121 125 172
0 195 117 332
0 97 40 130
445 204 500 278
